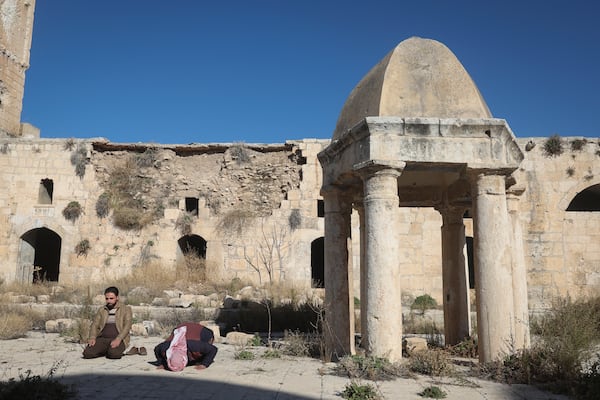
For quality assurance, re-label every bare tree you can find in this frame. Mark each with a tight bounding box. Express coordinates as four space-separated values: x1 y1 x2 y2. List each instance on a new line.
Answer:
244 218 290 285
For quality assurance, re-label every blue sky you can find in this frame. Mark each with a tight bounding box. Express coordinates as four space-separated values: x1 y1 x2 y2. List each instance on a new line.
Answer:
21 0 599 144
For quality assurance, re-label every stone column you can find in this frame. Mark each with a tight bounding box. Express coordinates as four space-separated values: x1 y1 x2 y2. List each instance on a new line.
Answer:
321 186 354 360
359 165 403 361
507 186 530 350
470 172 515 363
438 205 471 346
353 201 367 348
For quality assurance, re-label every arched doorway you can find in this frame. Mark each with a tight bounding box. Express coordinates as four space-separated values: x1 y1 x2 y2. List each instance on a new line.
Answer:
178 234 207 258
177 235 207 280
19 228 62 282
566 184 600 211
311 237 324 288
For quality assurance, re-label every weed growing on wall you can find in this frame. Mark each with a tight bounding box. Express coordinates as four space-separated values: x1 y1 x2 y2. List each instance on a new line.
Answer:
570 138 587 151
104 156 161 230
75 239 91 256
95 192 110 218
230 142 251 164
288 209 302 230
70 144 88 178
543 134 564 157
62 201 82 222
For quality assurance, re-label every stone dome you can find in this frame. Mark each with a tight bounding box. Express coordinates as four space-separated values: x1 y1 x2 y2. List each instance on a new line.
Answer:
333 37 492 140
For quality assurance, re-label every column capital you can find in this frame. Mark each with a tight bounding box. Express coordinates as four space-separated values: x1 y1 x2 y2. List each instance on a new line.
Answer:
353 160 405 179
436 205 467 226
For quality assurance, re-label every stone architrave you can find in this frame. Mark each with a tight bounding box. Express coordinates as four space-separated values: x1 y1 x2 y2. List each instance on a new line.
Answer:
471 172 516 362
321 186 354 360
439 205 471 346
507 186 531 349
358 163 403 361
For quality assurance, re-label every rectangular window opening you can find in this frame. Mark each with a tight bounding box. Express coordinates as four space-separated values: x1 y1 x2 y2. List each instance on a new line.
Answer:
185 197 199 216
38 178 53 204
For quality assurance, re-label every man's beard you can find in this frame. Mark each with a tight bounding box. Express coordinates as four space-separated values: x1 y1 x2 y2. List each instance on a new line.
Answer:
106 303 115 310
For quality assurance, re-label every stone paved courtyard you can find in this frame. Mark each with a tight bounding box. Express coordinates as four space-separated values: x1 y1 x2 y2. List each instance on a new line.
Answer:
0 331 571 400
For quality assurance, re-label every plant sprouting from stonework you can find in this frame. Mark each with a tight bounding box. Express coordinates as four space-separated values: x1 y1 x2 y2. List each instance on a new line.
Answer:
289 209 302 231
75 239 91 256
70 144 88 178
566 166 575 177
62 201 83 222
570 138 587 152
175 211 195 236
230 142 251 165
217 208 256 235
63 138 76 151
95 192 111 218
543 134 564 157
134 147 159 168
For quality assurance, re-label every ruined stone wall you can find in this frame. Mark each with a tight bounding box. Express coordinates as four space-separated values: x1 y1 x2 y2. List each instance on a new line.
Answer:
1 134 598 312
0 137 327 288
0 0 35 137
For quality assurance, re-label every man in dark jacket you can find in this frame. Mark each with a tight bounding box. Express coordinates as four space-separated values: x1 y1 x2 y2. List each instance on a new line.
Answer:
83 286 132 359
154 322 218 370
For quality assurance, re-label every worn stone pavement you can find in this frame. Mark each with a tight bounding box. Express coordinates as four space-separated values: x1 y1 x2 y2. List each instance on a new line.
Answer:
0 332 570 400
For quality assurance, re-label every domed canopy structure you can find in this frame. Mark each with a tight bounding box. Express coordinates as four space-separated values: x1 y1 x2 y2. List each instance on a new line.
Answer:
318 37 527 366
333 37 492 140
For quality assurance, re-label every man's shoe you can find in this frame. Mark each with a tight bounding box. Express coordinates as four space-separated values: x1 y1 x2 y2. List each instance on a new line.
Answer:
125 347 139 355
138 347 147 356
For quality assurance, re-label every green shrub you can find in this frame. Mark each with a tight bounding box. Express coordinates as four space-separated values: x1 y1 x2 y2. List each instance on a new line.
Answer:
234 349 255 360
543 134 564 157
261 348 281 359
411 294 438 313
340 381 381 400
418 386 447 398
62 201 82 222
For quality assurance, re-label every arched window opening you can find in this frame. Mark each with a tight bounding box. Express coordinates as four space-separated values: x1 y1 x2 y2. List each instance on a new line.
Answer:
19 228 61 282
566 184 600 211
311 237 324 288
